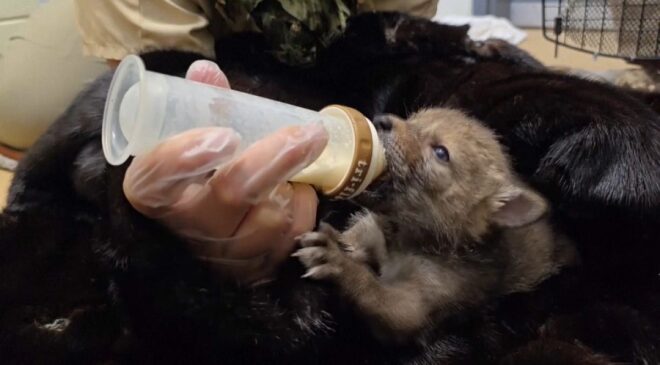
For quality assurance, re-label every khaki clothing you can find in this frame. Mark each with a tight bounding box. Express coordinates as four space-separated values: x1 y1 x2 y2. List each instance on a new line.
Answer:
359 0 438 18
74 0 216 60
74 0 438 65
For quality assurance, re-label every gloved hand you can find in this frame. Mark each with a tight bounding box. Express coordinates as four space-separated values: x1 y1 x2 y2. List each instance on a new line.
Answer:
123 60 328 285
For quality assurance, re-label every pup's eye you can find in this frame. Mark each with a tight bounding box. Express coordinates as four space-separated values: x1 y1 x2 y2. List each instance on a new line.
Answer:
432 145 450 162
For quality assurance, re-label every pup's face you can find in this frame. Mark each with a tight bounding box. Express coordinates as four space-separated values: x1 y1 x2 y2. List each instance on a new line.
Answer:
365 108 546 245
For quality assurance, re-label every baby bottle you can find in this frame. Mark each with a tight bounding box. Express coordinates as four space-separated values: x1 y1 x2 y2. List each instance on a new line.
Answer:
102 55 386 199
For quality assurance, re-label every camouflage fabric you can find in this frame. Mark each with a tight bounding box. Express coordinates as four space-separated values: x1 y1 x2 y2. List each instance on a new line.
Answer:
213 0 357 66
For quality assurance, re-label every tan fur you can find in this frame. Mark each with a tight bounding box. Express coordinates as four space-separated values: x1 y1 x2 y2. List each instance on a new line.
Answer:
502 224 577 293
295 108 577 343
373 108 548 249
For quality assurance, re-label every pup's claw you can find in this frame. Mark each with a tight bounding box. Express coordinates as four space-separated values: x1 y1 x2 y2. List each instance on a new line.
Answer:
295 226 350 281
302 264 342 279
296 231 332 248
293 246 328 267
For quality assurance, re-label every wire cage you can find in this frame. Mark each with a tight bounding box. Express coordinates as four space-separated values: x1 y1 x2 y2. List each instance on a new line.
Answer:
542 0 660 61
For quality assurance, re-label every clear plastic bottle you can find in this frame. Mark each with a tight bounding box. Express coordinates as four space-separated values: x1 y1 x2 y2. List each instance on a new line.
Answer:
103 55 386 199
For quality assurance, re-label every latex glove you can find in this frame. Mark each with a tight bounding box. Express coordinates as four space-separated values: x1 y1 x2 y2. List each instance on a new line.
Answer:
123 60 329 284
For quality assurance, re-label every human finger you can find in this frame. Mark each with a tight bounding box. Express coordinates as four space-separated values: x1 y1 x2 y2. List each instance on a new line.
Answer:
185 60 231 88
174 124 326 238
123 127 241 217
186 183 295 260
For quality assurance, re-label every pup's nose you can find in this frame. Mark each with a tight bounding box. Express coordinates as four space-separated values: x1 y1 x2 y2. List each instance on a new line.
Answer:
373 114 393 131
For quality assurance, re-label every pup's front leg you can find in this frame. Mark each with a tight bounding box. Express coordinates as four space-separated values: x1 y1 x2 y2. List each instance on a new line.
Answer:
294 224 431 343
341 211 388 270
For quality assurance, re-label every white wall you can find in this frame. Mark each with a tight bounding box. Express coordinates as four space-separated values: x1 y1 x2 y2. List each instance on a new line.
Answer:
436 0 474 17
510 1 544 27
0 0 40 55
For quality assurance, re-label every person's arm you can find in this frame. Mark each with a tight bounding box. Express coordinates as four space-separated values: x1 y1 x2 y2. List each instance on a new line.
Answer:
123 60 329 284
361 0 439 18
72 0 215 63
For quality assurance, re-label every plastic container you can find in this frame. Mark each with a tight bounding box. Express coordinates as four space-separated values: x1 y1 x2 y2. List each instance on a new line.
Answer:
102 55 386 199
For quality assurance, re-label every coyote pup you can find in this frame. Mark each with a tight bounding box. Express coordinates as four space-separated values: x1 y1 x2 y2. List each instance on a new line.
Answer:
294 108 576 342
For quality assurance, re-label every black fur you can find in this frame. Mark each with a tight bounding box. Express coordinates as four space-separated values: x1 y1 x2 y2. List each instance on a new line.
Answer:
1 12 659 364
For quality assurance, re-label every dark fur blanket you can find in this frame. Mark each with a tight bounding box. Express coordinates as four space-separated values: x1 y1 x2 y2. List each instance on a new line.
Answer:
1 13 659 365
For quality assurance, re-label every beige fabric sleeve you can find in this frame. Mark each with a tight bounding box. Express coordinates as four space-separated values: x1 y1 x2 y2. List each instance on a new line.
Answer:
73 0 215 60
360 0 439 18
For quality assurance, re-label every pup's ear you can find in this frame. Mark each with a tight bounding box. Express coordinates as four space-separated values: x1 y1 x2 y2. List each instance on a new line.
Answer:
491 185 547 228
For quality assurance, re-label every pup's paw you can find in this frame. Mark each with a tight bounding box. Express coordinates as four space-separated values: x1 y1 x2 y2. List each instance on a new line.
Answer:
347 248 371 264
292 224 347 280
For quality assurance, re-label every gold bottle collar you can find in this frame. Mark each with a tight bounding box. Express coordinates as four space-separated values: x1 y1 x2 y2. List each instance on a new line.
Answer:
319 105 374 199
